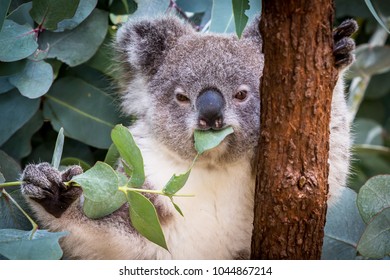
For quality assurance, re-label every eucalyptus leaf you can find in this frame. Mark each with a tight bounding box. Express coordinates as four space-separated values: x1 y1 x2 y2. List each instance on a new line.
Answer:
9 60 53 99
357 175 390 224
131 0 169 18
83 189 126 219
0 229 67 260
209 0 235 33
51 127 64 169
163 170 191 196
55 0 98 32
7 2 34 27
0 0 11 31
126 191 168 250
0 77 14 94
104 143 120 168
43 77 121 149
30 0 79 30
364 0 390 33
0 20 38 62
353 118 383 146
232 0 249 38
39 9 108 67
110 0 137 15
349 45 390 76
71 161 118 202
0 189 31 230
60 157 91 171
111 124 145 188
194 126 234 154
0 150 21 182
322 187 365 259
0 89 39 146
0 60 27 76
357 208 390 259
1 111 43 159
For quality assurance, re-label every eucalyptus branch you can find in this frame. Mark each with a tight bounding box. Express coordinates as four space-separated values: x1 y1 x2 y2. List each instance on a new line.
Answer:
0 181 24 188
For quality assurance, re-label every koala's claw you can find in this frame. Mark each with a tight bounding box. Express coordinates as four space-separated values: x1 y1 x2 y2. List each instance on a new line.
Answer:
21 163 83 218
333 19 358 69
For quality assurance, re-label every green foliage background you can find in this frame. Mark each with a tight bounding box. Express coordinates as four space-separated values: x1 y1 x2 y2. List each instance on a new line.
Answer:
1 0 390 260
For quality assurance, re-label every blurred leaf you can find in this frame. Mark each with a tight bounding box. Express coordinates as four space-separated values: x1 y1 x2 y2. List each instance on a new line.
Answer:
0 150 21 182
335 0 372 18
109 0 137 14
349 45 390 77
357 208 390 259
111 124 145 188
9 60 53 98
51 127 64 169
0 78 13 94
30 0 79 30
163 170 191 196
0 229 67 260
357 175 390 224
0 89 39 146
55 0 98 32
0 20 38 62
7 2 34 27
1 111 43 159
176 0 211 13
353 118 383 145
365 72 390 99
86 30 117 77
322 187 365 259
209 0 235 33
0 189 31 230
39 9 108 67
43 77 121 149
131 0 169 18
194 126 234 154
232 0 249 38
0 0 11 31
364 0 390 33
126 191 168 250
0 60 27 76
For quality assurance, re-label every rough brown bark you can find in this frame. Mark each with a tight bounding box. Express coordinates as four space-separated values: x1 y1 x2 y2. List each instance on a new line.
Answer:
251 1 338 259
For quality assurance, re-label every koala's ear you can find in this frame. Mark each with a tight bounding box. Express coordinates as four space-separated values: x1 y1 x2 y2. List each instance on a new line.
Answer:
116 16 194 75
241 15 262 45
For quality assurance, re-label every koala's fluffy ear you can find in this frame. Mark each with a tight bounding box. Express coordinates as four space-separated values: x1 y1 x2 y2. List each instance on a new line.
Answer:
241 15 262 45
116 16 194 75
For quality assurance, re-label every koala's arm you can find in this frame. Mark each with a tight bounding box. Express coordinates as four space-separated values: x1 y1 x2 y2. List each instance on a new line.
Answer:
20 163 171 259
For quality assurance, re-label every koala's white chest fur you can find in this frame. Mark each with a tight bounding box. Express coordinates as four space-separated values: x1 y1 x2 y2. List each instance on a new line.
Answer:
130 130 255 259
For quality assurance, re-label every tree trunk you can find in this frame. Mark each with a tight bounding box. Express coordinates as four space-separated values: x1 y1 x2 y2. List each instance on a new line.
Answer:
251 0 338 259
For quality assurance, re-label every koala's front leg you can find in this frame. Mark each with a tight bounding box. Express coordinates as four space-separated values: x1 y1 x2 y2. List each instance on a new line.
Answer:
21 163 83 218
333 19 358 69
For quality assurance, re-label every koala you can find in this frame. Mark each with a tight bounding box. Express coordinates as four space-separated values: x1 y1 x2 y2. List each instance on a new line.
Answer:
20 16 357 259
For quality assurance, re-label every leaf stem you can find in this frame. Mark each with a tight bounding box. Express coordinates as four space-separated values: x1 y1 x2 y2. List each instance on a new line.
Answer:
0 181 24 188
118 186 194 197
1 189 38 239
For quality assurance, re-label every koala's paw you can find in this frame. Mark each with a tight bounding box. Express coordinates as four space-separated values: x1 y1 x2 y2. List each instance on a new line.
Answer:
21 163 83 218
333 19 358 69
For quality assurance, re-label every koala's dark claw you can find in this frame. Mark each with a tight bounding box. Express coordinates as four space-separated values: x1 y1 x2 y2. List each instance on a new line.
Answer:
333 19 358 70
333 19 358 42
21 163 83 218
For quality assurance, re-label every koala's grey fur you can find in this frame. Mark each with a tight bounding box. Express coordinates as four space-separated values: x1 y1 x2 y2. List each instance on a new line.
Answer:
21 15 356 259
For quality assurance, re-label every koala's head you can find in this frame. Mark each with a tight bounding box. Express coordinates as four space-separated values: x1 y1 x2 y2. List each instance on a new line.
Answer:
116 16 263 164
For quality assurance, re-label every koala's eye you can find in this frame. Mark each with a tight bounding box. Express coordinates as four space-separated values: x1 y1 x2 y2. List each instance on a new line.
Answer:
234 85 250 102
234 90 247 101
176 93 190 103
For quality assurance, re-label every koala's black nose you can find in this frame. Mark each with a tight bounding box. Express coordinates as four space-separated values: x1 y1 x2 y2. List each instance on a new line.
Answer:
196 89 225 130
